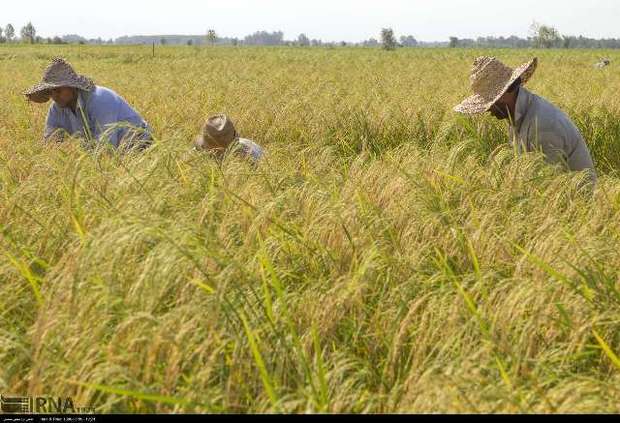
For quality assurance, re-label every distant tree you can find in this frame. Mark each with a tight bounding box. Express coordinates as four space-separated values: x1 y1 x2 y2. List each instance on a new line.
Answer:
297 33 310 47
381 28 397 51
231 38 239 46
160 38 167 45
244 30 284 45
400 35 418 47
449 36 459 48
362 37 379 47
20 22 36 44
529 21 562 48
340 41 347 47
5 24 15 42
61 34 88 44
187 39 193 46
0 27 3 43
206 29 217 45
52 36 63 44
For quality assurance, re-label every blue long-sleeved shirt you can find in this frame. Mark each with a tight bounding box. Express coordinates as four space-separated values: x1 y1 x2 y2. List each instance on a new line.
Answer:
44 86 151 148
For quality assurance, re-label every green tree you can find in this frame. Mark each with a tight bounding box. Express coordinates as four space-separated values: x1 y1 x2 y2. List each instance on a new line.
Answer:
381 28 396 51
206 29 217 45
400 35 418 47
4 24 15 43
297 33 310 47
449 36 459 48
530 21 562 48
20 22 36 44
5 24 15 42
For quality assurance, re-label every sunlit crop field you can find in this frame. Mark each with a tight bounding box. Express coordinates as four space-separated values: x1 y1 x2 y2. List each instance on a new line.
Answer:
1 45 620 413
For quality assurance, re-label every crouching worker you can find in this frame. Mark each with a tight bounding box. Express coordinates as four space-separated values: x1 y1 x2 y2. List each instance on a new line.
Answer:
194 114 264 163
454 56 597 190
23 57 153 151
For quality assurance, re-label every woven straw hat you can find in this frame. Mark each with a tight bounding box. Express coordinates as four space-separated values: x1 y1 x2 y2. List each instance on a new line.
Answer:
195 114 239 150
454 56 538 114
23 57 95 103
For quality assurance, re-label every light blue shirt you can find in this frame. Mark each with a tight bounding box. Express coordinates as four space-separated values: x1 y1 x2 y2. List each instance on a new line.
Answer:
237 138 264 162
44 86 151 148
510 88 595 175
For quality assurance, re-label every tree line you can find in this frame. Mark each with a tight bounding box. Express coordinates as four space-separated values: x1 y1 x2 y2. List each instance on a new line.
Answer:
446 22 620 49
3 21 620 49
0 22 113 45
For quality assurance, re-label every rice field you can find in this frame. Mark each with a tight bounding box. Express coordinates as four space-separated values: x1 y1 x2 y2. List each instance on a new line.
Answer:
1 44 620 413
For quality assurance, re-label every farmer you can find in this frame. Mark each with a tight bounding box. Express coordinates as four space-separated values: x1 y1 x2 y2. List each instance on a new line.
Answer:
454 56 597 186
23 57 152 151
595 58 611 69
194 114 264 163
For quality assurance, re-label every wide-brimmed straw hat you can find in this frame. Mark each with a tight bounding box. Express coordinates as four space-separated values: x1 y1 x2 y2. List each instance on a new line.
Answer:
195 114 239 149
23 57 95 103
454 56 538 114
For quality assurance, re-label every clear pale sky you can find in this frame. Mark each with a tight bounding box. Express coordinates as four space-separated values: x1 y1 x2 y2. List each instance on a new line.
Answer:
3 0 619 42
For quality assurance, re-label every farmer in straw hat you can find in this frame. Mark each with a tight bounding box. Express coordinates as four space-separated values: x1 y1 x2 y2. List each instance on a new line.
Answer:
194 114 264 163
454 56 596 185
24 57 152 150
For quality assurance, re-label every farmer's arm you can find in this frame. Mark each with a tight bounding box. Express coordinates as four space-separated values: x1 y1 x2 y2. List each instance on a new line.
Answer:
536 131 568 167
539 127 596 171
538 130 597 188
43 104 68 143
89 97 124 147
89 89 148 148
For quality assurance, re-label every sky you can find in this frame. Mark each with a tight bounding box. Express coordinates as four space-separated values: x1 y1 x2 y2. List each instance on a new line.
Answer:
2 0 620 42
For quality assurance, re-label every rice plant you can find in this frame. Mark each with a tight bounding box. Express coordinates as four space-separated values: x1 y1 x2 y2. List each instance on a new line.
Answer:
0 44 619 413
